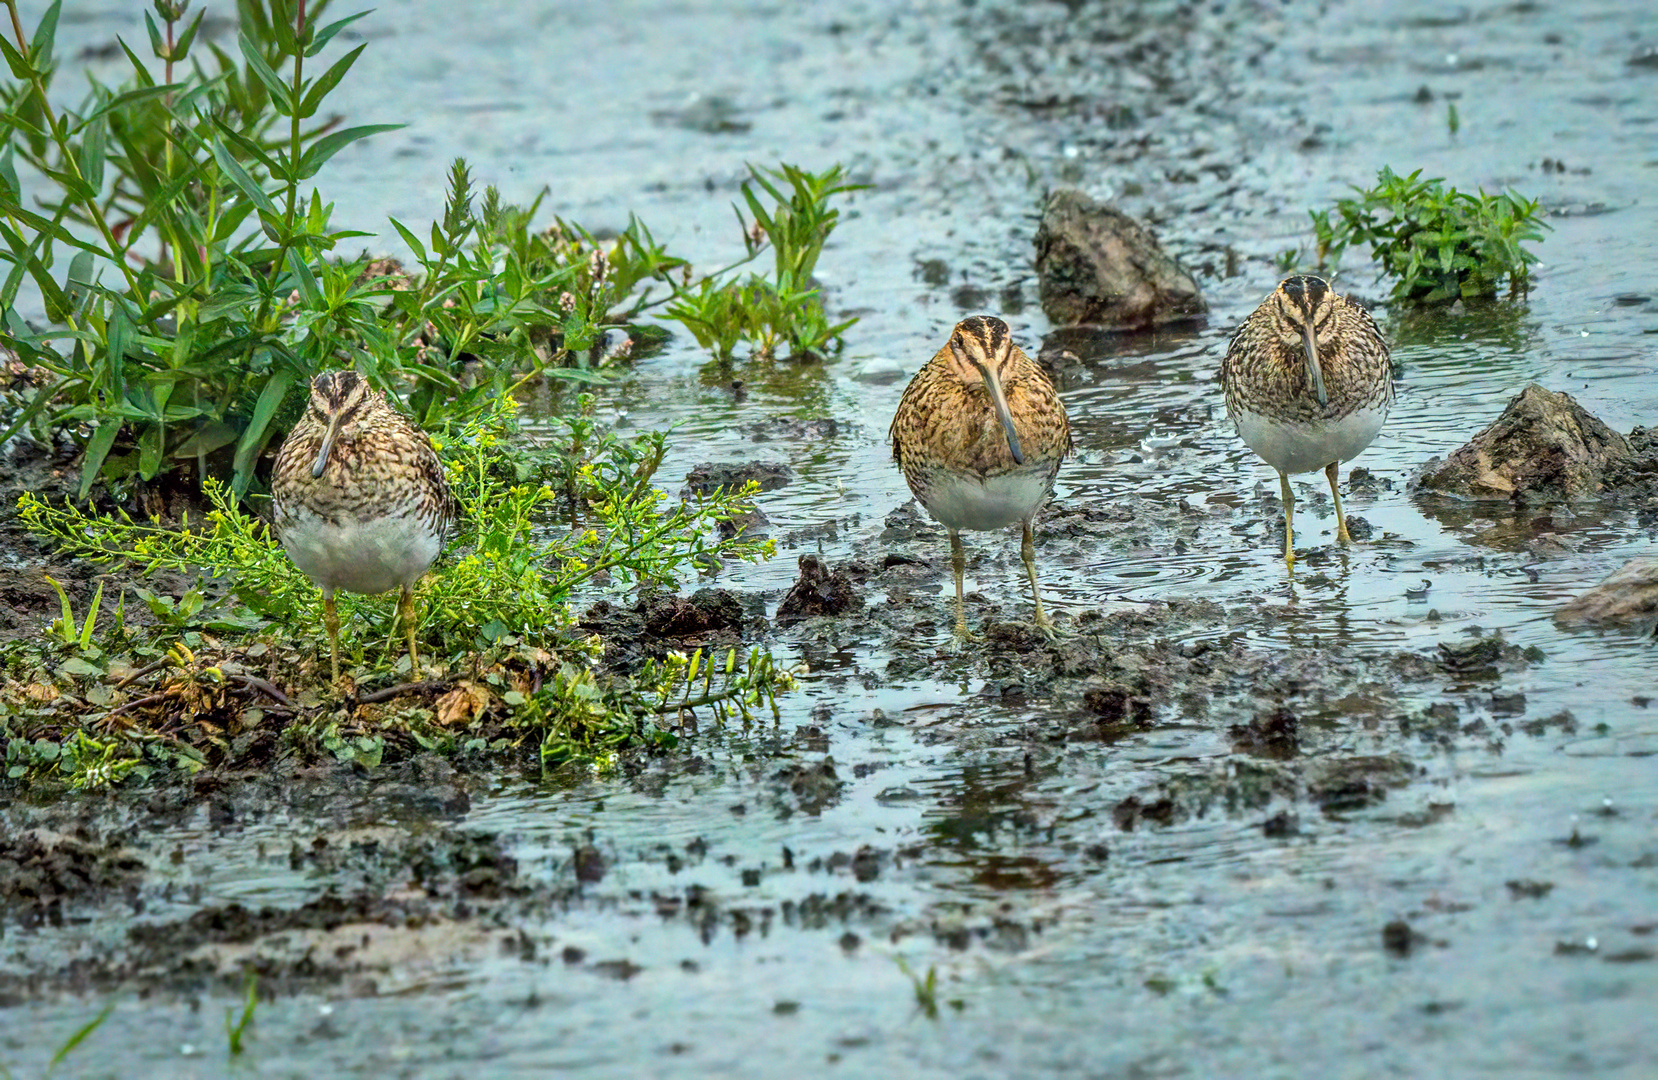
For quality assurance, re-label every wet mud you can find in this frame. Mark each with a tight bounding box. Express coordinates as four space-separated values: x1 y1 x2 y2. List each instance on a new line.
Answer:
5 0 1658 1076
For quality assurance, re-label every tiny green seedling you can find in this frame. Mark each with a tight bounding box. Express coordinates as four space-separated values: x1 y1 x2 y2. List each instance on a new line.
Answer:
226 974 258 1056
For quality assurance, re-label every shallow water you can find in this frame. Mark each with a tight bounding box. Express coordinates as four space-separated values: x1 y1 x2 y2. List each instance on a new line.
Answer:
6 0 1658 1077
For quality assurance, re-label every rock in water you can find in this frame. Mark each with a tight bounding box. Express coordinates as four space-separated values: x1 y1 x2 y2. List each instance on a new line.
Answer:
1415 384 1631 501
1033 189 1206 329
1554 558 1658 630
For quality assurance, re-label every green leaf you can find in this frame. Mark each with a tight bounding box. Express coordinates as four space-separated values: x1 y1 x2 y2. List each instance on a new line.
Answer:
211 137 278 214
78 114 107 191
294 123 402 180
172 420 241 458
305 10 372 56
137 422 164 480
287 248 323 307
143 10 166 59
49 1003 112 1065
388 217 427 263
298 43 366 119
29 0 62 64
82 83 181 125
233 366 295 481
77 421 121 500
237 33 294 115
172 9 206 59
0 34 33 81
114 35 156 87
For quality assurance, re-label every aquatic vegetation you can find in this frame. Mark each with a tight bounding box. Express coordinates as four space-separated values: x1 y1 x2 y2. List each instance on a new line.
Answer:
0 0 859 498
4 395 792 783
1312 166 1549 303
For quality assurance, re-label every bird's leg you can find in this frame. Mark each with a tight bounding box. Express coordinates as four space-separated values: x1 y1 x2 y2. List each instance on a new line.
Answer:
399 584 421 674
950 529 971 640
1325 461 1352 545
1022 520 1057 637
1279 471 1296 570
324 592 341 685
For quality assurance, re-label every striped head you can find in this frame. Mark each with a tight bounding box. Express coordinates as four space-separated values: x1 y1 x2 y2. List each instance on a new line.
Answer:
1268 276 1338 405
304 369 382 478
943 315 1026 465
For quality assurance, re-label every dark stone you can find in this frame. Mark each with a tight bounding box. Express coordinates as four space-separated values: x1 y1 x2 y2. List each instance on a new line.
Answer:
775 555 863 624
1032 188 1207 329
1414 384 1632 502
1554 557 1658 631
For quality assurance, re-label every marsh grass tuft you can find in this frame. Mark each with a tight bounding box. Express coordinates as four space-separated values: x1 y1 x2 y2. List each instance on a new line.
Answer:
1311 166 1549 304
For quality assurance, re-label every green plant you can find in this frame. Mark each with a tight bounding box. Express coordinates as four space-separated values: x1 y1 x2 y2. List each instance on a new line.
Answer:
1311 166 1549 304
897 958 940 1020
226 973 257 1055
663 163 862 361
43 575 108 649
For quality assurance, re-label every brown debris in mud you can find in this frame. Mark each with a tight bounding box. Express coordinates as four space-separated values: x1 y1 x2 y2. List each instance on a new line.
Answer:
1032 188 1207 330
1555 557 1658 631
1414 384 1635 502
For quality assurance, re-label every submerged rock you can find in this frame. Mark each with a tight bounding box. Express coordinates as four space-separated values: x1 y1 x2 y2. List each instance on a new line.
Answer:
1032 188 1206 329
1414 384 1631 501
1554 557 1658 630
775 555 863 624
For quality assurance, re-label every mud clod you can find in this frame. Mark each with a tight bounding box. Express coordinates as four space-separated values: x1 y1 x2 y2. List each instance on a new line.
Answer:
1229 706 1300 759
1032 188 1207 329
683 460 794 496
642 588 746 637
775 555 864 624
771 757 844 816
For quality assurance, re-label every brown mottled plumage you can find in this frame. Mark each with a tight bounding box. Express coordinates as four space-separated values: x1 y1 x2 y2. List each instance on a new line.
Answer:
1220 275 1392 568
891 315 1071 637
272 370 457 682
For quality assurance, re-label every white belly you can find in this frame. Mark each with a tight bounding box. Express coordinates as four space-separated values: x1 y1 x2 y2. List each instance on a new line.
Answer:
1233 404 1386 477
278 514 442 596
922 468 1053 532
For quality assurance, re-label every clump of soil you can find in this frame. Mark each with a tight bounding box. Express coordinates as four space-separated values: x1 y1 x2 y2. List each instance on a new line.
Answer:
1032 188 1207 329
775 555 863 624
1414 384 1636 501
682 460 794 496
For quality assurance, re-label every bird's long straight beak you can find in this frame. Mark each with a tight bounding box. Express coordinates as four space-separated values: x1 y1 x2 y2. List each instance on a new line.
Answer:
1302 322 1328 406
311 413 343 478
977 363 1025 465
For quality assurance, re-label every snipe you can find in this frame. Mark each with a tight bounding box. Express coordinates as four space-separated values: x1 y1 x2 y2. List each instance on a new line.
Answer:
272 370 457 683
890 315 1071 637
1220 275 1392 568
